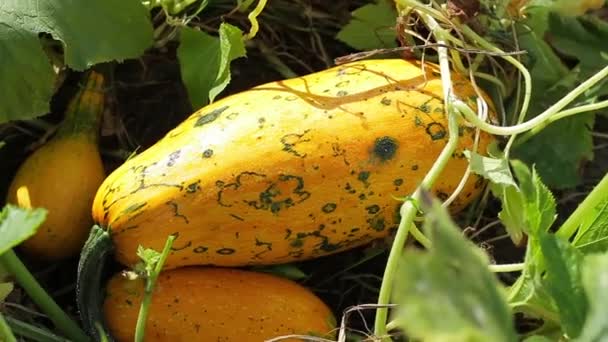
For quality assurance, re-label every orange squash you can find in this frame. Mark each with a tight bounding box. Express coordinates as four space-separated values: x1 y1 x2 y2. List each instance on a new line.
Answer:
91 58 495 269
103 267 336 341
6 71 106 260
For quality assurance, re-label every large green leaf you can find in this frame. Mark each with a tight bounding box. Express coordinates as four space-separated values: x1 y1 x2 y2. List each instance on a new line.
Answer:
0 0 153 123
392 194 517 342
0 28 55 124
515 115 594 189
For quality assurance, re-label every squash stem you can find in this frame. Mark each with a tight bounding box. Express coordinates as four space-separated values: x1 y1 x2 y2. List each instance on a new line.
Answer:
134 235 176 342
0 250 89 342
373 9 462 340
4 315 70 342
56 70 106 141
0 312 17 342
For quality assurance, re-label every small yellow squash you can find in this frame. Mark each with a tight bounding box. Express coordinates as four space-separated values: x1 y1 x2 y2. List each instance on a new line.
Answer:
103 267 336 341
6 72 106 260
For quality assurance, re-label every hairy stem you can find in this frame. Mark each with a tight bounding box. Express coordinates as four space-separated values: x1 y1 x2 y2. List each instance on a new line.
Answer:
134 235 176 342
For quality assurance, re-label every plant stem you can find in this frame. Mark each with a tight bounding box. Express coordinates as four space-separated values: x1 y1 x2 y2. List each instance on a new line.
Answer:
487 263 525 273
454 84 608 137
374 10 462 340
515 99 608 146
556 172 608 240
5 316 69 342
0 250 89 342
373 200 418 340
134 235 176 342
0 312 17 342
454 64 608 138
244 0 268 40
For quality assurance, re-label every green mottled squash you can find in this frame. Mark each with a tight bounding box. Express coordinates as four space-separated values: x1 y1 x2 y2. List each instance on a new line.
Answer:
6 71 106 260
101 267 336 341
90 58 495 269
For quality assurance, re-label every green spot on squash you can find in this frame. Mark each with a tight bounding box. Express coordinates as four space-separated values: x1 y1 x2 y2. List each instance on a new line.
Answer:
372 136 398 161
426 122 447 140
322 203 337 213
194 106 229 127
202 149 214 158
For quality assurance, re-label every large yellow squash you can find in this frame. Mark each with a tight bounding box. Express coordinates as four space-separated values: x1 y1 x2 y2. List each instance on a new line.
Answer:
92 59 495 269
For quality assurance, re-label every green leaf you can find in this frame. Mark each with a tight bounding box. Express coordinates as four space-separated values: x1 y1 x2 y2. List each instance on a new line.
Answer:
573 199 608 254
178 23 246 109
515 113 594 189
539 233 587 338
575 253 608 342
505 163 559 328
511 161 557 235
489 160 556 244
491 183 526 244
336 0 397 51
467 152 517 187
469 146 523 243
209 23 247 103
0 0 153 123
0 205 47 255
0 29 55 124
135 245 162 276
392 193 517 342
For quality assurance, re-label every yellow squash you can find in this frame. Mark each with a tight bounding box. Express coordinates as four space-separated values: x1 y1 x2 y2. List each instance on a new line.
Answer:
103 267 336 341
92 59 495 269
6 72 106 260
